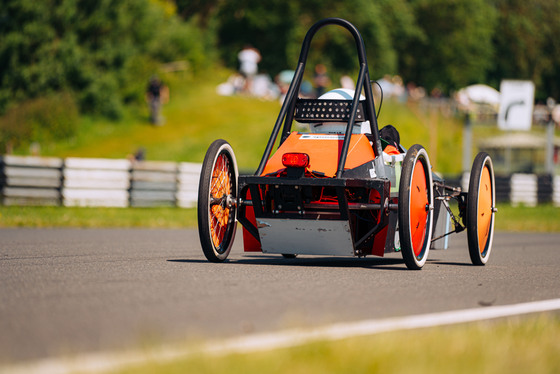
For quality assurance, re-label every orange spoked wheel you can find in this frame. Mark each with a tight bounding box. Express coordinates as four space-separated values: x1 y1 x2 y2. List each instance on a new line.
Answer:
198 139 238 262
467 152 495 265
398 144 434 270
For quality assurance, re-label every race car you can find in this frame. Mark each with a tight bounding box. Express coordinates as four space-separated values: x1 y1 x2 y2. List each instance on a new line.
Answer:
197 18 496 270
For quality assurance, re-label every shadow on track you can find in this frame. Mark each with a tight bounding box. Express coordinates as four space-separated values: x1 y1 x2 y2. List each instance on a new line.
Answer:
168 255 409 271
426 258 474 267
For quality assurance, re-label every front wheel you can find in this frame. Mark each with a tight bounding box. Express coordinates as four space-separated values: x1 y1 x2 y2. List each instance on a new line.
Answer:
466 152 495 265
398 144 434 270
198 140 238 262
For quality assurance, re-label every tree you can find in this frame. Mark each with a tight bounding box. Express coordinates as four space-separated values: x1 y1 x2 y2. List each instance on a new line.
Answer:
488 0 560 100
211 0 418 83
398 0 497 93
0 0 212 117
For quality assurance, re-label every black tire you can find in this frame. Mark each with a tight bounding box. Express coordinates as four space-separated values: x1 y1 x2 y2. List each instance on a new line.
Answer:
398 144 434 270
466 152 495 265
197 140 238 262
281 254 297 259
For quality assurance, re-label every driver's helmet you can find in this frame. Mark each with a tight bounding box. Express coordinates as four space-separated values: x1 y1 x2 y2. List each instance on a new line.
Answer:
309 88 371 134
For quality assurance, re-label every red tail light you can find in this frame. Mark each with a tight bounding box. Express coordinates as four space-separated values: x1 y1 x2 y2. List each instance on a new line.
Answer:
282 153 310 168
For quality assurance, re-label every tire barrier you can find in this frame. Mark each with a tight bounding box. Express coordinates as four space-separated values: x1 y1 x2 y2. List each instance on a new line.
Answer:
0 155 62 206
537 174 553 204
1 155 559 207
130 161 177 207
510 173 538 207
554 176 560 207
176 162 202 208
63 157 131 207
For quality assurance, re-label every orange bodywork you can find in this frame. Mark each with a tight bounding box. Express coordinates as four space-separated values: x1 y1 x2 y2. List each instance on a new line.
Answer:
262 133 375 177
242 132 386 254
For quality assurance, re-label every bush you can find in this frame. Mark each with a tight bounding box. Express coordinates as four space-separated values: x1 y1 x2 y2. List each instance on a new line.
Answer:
78 74 123 120
0 92 79 153
148 18 209 73
0 1 215 118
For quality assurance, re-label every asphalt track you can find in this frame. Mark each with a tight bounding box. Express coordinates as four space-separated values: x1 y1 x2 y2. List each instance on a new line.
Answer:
1 228 559 366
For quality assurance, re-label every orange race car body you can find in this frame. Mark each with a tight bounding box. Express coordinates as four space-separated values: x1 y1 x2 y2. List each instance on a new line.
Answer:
197 18 496 269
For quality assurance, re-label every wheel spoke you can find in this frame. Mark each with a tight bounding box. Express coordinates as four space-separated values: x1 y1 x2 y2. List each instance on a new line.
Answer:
209 153 232 249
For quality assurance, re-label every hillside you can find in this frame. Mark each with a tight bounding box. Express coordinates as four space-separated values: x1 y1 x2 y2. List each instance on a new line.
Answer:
35 70 465 174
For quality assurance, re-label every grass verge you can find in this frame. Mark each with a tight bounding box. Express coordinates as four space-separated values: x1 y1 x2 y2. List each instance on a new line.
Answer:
493 204 560 232
111 314 560 374
0 206 196 229
1 204 558 231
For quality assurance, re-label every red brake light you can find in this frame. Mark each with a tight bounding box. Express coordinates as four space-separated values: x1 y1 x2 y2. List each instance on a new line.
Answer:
282 153 310 168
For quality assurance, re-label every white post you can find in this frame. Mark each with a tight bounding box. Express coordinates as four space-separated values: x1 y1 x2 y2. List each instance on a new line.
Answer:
462 113 472 172
546 98 556 175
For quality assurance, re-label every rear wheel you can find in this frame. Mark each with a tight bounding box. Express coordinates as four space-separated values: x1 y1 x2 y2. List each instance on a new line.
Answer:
398 144 434 270
467 152 495 265
198 140 238 262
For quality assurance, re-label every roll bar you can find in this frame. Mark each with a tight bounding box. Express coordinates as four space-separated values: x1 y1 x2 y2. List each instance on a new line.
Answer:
255 18 385 178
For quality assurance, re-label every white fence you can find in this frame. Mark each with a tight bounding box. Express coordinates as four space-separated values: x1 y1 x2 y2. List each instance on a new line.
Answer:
177 162 202 208
510 173 538 207
2 155 560 207
554 176 560 207
130 161 177 207
1 156 201 208
63 158 131 207
1 155 62 206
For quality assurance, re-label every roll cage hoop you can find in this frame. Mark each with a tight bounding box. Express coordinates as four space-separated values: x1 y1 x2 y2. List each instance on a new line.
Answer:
254 17 386 179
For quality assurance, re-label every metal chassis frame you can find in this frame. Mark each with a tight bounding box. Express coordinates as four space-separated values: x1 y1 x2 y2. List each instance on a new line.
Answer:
237 176 392 255
431 181 468 243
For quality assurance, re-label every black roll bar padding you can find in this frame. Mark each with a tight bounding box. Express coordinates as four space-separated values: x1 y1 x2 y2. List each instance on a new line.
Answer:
254 18 385 177
338 65 366 178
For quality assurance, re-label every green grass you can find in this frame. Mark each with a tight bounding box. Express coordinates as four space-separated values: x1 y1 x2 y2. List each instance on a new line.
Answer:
0 206 196 229
494 204 560 232
37 69 282 171
109 314 560 374
12 68 464 174
1 203 558 231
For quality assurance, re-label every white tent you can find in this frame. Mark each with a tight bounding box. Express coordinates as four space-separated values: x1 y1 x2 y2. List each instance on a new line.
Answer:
457 84 500 106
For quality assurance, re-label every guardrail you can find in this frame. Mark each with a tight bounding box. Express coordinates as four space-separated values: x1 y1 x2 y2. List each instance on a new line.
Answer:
454 172 557 206
0 155 62 206
1 155 559 207
130 161 177 207
63 157 131 207
0 155 201 208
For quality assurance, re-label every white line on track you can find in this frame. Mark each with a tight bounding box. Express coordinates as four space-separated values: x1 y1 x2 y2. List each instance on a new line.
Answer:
3 298 560 374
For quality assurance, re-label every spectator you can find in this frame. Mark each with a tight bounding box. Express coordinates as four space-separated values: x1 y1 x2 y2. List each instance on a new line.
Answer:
340 75 355 90
313 64 331 98
127 147 146 164
376 75 394 98
238 45 261 93
146 75 169 126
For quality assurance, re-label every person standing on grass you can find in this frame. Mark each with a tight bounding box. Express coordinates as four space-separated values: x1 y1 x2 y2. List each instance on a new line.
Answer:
313 64 331 98
146 75 169 126
238 45 261 94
